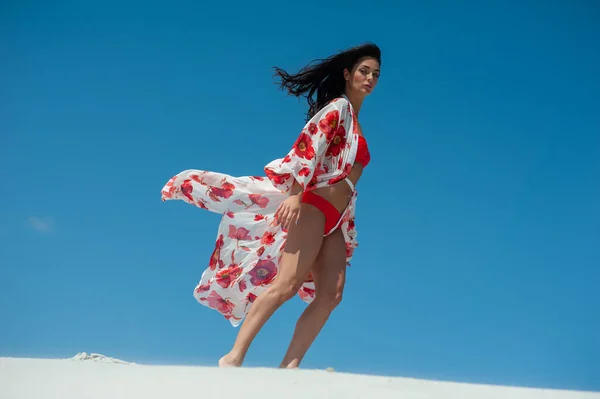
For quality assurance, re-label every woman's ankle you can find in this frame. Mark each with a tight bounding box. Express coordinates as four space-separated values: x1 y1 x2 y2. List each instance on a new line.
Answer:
219 351 244 367
279 358 300 369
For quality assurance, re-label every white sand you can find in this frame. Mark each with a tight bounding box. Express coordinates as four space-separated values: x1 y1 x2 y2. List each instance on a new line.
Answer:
0 353 598 399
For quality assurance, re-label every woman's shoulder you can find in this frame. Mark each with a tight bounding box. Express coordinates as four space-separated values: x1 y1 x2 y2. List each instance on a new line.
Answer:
321 95 352 114
329 95 349 107
308 95 352 123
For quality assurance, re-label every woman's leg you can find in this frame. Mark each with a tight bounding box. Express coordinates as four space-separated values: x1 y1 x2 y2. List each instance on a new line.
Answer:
219 203 327 367
279 228 346 368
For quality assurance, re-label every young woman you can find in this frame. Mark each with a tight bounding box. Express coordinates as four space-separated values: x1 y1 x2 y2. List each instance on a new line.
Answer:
161 43 381 368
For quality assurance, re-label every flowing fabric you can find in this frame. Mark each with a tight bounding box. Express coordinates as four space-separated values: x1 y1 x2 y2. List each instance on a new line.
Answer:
161 96 360 326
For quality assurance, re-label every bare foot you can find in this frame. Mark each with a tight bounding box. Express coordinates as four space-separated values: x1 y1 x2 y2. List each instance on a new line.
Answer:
218 353 242 368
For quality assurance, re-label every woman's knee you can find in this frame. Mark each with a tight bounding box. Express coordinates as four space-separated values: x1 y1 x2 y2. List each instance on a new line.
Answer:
317 288 343 311
269 279 304 305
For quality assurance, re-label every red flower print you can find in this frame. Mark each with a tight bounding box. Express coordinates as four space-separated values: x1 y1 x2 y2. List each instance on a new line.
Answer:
226 211 235 218
293 133 316 160
202 290 235 315
348 219 355 231
215 265 243 288
248 194 269 209
238 279 247 292
298 167 311 177
316 163 327 176
318 110 340 140
206 180 235 202
307 164 327 188
195 283 210 294
181 179 194 202
249 259 277 286
282 155 292 163
197 199 208 210
345 241 354 258
190 174 203 183
298 286 316 301
265 168 290 185
257 246 265 257
260 231 275 246
251 176 264 181
161 177 176 199
254 214 265 221
228 225 251 241
327 125 346 157
243 292 257 312
209 235 225 270
164 186 176 200
307 123 318 135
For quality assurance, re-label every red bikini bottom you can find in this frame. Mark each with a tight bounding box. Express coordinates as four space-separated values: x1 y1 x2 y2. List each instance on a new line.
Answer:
301 190 341 234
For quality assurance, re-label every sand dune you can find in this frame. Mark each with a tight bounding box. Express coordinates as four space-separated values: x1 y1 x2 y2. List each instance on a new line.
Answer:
1 353 598 399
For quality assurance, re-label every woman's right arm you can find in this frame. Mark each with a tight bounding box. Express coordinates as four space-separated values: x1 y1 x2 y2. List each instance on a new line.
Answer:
274 179 304 229
264 97 352 194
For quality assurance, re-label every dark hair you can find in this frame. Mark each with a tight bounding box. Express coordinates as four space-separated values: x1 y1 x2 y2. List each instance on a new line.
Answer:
273 43 381 120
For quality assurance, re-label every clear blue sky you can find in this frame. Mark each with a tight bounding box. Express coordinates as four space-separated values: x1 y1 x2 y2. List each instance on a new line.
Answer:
1 0 599 392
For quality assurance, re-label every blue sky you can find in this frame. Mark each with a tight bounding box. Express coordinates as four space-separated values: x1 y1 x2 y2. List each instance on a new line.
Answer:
1 0 599 392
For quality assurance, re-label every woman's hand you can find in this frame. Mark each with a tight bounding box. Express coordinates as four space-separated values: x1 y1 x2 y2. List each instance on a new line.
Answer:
275 194 302 230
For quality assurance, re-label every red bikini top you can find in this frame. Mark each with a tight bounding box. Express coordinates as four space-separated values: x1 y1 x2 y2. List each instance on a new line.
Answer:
355 135 371 167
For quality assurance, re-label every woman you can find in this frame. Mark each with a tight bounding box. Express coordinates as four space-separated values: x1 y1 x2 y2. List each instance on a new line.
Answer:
161 43 381 368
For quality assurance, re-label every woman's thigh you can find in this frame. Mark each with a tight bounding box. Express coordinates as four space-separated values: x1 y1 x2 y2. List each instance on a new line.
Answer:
311 229 347 301
274 203 327 290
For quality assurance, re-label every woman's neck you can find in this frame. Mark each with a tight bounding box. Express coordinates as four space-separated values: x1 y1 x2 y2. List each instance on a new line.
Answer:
344 91 364 116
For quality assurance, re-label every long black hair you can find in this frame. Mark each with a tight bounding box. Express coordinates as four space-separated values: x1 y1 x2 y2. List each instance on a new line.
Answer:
273 43 381 121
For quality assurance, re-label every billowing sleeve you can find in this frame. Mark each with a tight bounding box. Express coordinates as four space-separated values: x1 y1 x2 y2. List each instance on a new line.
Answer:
264 97 353 193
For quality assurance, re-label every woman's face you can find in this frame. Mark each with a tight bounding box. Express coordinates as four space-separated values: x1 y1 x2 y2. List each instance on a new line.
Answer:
345 57 380 97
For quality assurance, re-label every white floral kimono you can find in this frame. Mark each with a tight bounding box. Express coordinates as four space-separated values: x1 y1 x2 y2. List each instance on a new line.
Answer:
161 96 361 326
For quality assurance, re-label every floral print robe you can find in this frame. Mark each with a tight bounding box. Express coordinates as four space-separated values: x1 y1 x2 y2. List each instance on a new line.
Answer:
161 96 360 326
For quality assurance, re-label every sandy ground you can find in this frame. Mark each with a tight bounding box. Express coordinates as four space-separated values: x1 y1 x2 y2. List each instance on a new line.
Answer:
1 353 598 399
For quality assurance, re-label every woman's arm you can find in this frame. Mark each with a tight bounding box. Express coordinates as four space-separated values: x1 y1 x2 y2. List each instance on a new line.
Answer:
289 180 303 196
264 97 353 194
